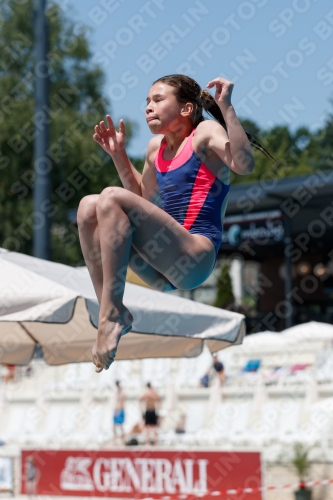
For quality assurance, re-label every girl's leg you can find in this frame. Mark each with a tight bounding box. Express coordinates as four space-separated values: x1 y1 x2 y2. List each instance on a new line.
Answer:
78 193 132 373
78 194 177 373
78 196 181 297
77 195 103 303
128 247 175 292
78 186 216 372
93 186 215 372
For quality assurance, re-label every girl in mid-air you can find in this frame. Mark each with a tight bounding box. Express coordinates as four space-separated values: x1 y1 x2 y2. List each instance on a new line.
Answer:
78 75 272 373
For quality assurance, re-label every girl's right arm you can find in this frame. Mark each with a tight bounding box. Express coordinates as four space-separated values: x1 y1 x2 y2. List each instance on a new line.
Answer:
93 115 160 202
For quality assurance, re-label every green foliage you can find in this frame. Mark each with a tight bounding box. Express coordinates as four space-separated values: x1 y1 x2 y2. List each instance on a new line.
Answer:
0 0 136 264
233 115 333 186
291 443 312 482
310 102 333 171
214 263 235 308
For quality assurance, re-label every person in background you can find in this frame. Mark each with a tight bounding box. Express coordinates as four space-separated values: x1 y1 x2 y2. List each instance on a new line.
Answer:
140 382 161 445
25 365 33 377
24 456 39 499
126 419 145 446
113 380 125 444
199 372 210 388
212 353 225 385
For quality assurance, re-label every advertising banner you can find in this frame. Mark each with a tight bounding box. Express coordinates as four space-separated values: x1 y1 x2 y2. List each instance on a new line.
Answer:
0 457 13 492
222 209 284 248
21 449 262 499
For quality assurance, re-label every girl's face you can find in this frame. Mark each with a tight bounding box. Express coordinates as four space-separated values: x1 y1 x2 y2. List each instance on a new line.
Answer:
145 82 191 133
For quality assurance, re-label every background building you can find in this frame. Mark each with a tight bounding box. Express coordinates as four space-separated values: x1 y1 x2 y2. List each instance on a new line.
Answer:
219 170 333 332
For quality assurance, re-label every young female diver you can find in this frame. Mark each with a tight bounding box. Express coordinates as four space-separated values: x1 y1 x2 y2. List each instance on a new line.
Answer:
77 75 273 373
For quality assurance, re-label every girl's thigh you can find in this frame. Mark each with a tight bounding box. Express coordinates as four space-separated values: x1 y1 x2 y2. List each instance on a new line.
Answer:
98 187 216 289
128 247 175 291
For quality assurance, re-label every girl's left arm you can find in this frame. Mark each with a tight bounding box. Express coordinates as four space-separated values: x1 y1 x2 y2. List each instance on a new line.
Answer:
206 77 255 175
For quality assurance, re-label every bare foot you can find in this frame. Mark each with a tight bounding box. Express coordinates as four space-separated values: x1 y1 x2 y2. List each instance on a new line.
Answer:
92 306 133 372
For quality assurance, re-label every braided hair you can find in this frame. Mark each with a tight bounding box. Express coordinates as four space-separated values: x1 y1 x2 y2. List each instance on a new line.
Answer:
153 74 275 163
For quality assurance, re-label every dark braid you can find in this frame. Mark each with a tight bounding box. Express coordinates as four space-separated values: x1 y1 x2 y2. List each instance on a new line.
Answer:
153 74 275 164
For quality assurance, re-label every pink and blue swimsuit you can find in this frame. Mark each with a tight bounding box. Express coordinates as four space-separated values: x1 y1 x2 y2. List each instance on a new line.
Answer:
154 128 230 257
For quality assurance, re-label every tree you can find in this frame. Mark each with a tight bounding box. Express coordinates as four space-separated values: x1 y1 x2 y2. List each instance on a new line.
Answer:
0 0 140 265
310 99 333 172
230 120 319 186
214 263 235 309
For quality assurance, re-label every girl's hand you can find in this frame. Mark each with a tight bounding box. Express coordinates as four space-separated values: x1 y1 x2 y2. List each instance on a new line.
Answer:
206 77 234 109
93 115 126 157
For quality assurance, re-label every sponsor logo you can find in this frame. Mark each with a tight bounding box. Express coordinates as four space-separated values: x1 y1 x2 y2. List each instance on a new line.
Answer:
60 457 94 491
60 457 208 494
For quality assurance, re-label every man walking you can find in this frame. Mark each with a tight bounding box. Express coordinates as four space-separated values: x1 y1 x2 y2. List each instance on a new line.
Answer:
140 383 161 445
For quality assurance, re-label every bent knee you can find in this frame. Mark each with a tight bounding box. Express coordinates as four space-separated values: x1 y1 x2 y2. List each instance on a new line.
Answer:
77 195 99 226
96 186 126 215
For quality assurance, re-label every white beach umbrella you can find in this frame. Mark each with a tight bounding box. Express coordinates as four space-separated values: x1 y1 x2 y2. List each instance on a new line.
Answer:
242 331 287 348
0 250 245 365
281 322 333 343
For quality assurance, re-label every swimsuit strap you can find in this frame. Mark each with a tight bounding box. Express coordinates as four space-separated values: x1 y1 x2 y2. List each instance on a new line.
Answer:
156 128 196 172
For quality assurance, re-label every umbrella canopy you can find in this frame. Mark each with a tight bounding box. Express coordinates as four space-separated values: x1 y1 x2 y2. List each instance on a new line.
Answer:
0 250 245 365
